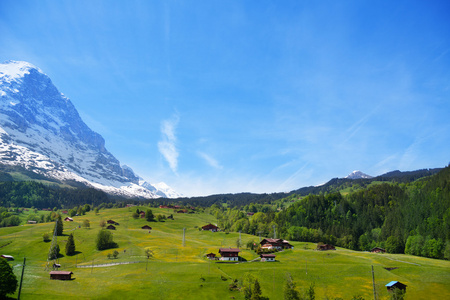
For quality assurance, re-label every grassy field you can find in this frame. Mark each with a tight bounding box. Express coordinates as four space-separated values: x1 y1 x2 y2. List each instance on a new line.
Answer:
1 207 449 299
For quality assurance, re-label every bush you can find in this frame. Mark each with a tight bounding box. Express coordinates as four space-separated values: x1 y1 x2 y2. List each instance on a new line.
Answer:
96 230 117 250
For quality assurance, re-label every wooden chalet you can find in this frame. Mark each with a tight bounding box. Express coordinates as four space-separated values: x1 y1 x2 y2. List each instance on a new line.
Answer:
141 225 152 230
260 239 293 250
64 217 73 222
260 254 276 262
218 248 240 261
61 210 68 214
106 225 116 230
50 271 73 280
140 211 146 218
202 223 219 232
385 281 407 292
317 244 336 251
371 247 386 253
1 255 14 261
107 220 119 225
27 220 37 224
206 253 216 260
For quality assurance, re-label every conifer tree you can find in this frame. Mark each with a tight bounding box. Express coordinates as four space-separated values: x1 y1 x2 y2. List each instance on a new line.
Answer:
55 215 63 236
65 233 76 256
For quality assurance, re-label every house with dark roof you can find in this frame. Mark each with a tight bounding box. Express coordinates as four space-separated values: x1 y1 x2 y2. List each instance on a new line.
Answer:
202 223 219 232
371 247 386 253
219 248 240 261
141 225 152 230
50 271 73 280
106 225 116 230
107 220 119 225
206 253 216 260
64 217 73 222
260 254 276 262
317 244 335 251
260 239 293 250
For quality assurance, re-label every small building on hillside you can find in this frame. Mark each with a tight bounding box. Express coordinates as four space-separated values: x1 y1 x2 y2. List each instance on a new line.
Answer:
50 271 73 280
260 239 293 250
27 220 37 224
206 253 216 260
167 215 174 220
141 225 152 230
385 281 407 292
317 244 336 251
260 254 276 262
1 255 14 261
107 220 119 225
371 247 386 253
106 225 116 230
61 210 68 214
176 210 185 213
64 217 73 222
219 248 240 261
202 223 219 232
140 211 146 218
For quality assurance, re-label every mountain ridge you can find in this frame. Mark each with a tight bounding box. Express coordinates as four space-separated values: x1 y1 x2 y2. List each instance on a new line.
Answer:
0 60 180 198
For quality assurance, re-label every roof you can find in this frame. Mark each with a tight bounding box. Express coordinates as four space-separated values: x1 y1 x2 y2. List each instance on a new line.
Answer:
50 271 73 275
1 255 14 258
219 248 240 253
260 254 276 258
385 281 405 287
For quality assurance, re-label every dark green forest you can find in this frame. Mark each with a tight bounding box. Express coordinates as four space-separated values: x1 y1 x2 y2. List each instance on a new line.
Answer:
208 165 450 260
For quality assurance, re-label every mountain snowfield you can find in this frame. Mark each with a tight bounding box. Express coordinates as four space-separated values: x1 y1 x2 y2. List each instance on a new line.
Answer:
0 60 181 198
344 170 373 179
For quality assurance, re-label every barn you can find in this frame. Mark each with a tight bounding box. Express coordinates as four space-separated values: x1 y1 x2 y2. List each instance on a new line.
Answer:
50 271 73 280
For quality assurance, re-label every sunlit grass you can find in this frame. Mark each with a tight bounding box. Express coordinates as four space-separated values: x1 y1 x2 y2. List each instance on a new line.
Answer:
1 207 449 299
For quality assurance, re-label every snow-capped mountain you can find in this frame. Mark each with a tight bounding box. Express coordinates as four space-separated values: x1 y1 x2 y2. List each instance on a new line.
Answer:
345 170 373 179
0 60 180 198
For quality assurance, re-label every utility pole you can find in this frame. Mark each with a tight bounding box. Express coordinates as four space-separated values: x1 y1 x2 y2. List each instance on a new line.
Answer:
371 265 377 300
18 257 26 300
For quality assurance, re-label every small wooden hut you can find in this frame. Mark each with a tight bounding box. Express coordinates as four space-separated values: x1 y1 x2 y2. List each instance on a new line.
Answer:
50 271 73 280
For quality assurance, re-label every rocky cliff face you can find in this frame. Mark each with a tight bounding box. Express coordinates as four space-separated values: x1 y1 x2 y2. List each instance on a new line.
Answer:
0 61 180 198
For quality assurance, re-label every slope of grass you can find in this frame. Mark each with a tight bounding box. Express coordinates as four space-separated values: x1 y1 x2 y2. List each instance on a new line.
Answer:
1 207 449 299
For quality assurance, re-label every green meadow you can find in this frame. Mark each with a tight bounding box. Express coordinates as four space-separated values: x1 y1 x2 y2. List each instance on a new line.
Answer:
1 207 449 299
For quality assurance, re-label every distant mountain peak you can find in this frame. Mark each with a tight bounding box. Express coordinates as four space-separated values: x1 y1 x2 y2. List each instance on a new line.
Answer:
345 170 373 179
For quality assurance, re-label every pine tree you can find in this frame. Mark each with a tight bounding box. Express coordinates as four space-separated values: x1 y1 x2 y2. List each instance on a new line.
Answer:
55 215 63 236
65 233 76 256
251 279 262 300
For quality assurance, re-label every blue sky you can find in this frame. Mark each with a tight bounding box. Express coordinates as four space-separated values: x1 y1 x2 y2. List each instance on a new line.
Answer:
1 0 449 196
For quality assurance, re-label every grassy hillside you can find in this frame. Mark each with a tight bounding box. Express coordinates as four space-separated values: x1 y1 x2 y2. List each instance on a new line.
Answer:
1 207 449 299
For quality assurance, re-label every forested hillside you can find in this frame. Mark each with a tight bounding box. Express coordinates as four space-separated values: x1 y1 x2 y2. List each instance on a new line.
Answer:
209 165 450 260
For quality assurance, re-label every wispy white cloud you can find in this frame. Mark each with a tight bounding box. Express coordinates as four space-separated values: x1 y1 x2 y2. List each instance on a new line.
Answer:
198 151 223 169
158 114 179 174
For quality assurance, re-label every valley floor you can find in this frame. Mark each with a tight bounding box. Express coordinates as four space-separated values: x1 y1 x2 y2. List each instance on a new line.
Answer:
1 207 449 299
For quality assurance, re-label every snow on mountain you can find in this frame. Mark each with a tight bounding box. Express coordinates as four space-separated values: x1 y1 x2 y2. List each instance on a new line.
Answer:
0 60 178 198
344 170 373 179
